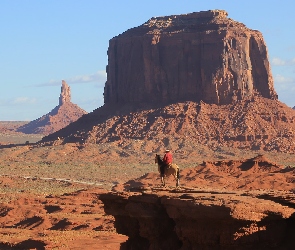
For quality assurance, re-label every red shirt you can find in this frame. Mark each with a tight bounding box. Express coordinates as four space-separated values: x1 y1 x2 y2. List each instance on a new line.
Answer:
163 152 172 164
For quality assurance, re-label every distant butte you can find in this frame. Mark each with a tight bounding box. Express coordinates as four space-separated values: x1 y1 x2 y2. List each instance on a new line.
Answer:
17 80 87 135
42 10 295 154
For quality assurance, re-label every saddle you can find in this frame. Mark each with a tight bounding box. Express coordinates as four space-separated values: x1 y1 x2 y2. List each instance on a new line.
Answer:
160 163 171 175
166 163 172 169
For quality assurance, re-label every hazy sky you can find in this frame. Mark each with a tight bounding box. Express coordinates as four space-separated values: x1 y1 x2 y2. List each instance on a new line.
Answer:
1 0 295 120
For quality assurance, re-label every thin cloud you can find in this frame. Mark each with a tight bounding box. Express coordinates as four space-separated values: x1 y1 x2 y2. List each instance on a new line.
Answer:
0 97 37 106
274 74 293 84
273 74 295 92
12 97 37 104
68 71 106 85
37 79 60 87
271 57 295 66
35 71 107 87
272 57 286 66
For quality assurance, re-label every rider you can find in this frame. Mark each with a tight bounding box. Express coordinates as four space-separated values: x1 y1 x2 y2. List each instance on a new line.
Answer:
162 149 172 174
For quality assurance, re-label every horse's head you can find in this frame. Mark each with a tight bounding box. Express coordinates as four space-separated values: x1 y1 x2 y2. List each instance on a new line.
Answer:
155 154 159 164
155 154 162 164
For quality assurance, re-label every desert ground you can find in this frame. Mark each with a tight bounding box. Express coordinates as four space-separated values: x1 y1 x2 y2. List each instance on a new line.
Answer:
0 122 294 249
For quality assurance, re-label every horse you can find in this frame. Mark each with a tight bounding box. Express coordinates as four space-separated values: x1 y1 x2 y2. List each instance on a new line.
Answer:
154 154 180 187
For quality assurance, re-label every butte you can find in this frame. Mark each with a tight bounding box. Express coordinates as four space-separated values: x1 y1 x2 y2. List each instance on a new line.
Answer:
41 10 295 154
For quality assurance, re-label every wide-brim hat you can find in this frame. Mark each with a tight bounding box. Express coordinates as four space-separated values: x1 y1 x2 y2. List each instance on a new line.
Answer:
165 149 170 152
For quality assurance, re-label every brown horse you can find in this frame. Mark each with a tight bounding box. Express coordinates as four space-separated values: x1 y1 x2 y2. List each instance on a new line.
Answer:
155 154 180 187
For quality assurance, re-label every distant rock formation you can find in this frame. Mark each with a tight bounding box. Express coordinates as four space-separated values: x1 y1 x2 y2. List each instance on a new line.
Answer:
59 80 71 105
17 80 87 136
104 10 277 106
41 10 295 154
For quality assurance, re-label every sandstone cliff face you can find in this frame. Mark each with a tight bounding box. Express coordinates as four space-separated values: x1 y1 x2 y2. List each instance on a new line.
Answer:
104 10 277 106
101 189 295 250
17 81 87 135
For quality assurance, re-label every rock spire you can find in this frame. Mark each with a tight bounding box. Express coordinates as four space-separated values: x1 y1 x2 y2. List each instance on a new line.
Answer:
17 80 87 135
59 80 71 105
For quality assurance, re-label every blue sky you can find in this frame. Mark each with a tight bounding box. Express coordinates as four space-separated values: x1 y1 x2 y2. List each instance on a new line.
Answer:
1 0 295 121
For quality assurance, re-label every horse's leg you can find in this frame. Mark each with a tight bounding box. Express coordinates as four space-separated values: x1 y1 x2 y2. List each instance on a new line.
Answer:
160 164 165 187
161 176 165 187
176 168 180 187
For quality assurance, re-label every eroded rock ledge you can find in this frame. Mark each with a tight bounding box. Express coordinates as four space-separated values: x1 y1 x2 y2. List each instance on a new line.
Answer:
100 188 295 249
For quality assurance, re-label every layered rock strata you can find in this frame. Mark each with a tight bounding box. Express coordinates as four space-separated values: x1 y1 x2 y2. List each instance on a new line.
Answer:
101 189 295 250
104 10 277 106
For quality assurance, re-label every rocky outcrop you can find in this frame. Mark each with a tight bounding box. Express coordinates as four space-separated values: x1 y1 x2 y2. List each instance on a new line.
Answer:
100 154 295 249
104 10 277 106
17 80 87 136
112 154 295 193
101 189 295 249
42 97 295 153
